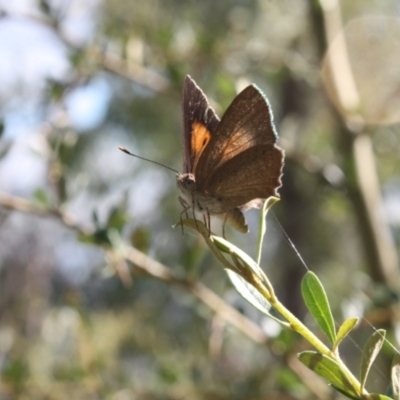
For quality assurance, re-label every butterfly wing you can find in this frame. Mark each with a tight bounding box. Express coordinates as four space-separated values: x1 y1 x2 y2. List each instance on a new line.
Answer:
202 144 284 209
182 76 220 174
195 84 284 206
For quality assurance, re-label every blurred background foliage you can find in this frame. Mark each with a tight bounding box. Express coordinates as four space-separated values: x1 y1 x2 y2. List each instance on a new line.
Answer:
0 0 399 399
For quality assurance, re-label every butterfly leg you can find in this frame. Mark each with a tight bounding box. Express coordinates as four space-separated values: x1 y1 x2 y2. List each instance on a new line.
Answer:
202 210 211 236
179 196 190 219
178 196 191 235
202 213 207 227
222 213 228 239
207 209 212 236
180 196 200 233
191 200 202 233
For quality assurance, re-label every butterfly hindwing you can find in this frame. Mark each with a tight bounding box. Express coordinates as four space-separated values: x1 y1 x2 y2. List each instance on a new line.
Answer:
202 144 284 209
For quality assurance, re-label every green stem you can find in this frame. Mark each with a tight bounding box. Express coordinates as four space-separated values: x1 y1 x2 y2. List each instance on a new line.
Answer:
255 201 268 265
188 216 365 397
255 197 280 265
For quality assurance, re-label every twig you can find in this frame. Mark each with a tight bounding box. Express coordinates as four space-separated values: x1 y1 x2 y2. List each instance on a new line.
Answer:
0 191 87 233
93 47 170 93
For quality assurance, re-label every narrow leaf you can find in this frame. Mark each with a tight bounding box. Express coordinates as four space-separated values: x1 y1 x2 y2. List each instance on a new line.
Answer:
333 387 393 400
177 218 210 237
226 269 287 325
301 271 336 344
391 353 400 400
334 318 359 350
298 351 359 398
213 235 265 280
367 394 394 400
178 218 265 278
33 188 50 208
331 385 360 400
360 329 386 392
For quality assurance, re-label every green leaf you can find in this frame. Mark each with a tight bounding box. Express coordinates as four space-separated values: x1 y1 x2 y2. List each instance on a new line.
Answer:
179 218 265 280
179 218 284 321
47 79 66 101
331 385 360 400
298 351 359 398
177 218 209 236
213 236 264 277
334 318 359 350
301 271 336 344
391 353 400 399
33 189 50 208
225 268 287 325
78 228 110 245
360 329 386 392
332 388 392 400
39 0 51 15
107 207 130 232
367 394 394 400
107 194 130 232
92 210 100 228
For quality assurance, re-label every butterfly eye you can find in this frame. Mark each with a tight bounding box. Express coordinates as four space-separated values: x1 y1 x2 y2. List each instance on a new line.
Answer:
180 174 196 191
187 179 196 189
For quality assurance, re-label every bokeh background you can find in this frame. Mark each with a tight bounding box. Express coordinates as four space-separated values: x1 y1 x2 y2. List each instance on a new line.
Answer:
0 0 400 399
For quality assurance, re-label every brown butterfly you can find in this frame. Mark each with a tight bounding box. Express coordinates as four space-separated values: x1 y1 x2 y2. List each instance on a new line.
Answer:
176 75 284 235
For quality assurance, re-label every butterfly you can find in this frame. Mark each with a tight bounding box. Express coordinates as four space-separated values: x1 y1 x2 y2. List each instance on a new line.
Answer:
176 75 284 235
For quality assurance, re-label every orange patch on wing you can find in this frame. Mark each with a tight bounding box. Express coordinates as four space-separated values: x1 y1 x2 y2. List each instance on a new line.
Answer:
191 121 211 169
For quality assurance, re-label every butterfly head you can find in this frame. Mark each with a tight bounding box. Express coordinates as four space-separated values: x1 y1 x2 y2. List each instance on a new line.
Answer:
176 173 196 195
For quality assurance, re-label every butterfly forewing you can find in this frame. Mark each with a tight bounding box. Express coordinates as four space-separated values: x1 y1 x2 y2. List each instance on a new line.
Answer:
182 76 219 174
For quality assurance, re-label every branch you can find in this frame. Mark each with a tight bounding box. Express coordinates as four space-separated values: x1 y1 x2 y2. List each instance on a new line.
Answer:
319 0 400 288
0 190 267 343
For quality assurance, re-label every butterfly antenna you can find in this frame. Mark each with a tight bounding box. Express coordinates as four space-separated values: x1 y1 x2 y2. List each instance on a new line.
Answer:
118 147 179 174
